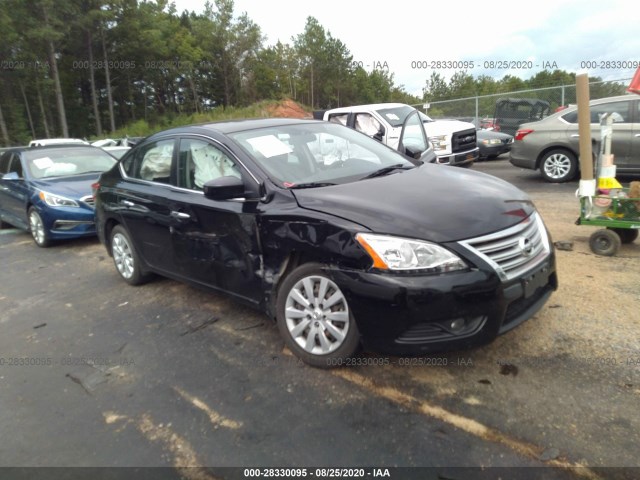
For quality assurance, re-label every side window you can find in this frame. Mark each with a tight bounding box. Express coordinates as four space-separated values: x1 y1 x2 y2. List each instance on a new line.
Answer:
354 113 382 138
327 113 348 125
177 138 241 191
590 101 630 123
8 155 23 178
0 152 11 174
127 139 175 183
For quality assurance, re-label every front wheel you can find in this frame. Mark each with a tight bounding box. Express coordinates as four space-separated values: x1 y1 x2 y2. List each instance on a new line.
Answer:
28 207 51 247
540 149 577 183
110 225 150 285
276 263 360 368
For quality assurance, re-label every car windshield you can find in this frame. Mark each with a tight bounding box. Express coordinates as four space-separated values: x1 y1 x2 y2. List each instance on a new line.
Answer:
374 105 433 127
229 122 416 187
25 147 117 179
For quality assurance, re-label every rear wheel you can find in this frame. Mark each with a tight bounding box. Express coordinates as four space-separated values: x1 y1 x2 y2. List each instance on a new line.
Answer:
608 227 638 244
276 263 360 368
589 229 620 256
540 149 577 183
28 207 51 247
110 225 150 285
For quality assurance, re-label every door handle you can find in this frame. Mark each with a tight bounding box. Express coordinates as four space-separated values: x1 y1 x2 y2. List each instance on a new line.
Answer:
635 134 640 137
170 211 191 220
121 199 135 207
571 134 580 138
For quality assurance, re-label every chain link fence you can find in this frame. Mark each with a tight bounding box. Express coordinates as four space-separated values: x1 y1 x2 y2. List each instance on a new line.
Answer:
415 78 632 135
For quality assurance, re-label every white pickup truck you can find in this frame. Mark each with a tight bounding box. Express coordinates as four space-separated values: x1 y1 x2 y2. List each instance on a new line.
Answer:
321 103 479 167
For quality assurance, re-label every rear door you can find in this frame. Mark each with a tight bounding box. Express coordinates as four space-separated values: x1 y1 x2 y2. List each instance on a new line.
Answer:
591 100 633 168
631 99 640 172
117 137 179 274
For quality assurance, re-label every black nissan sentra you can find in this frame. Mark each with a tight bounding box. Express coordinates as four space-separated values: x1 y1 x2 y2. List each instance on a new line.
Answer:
95 117 557 368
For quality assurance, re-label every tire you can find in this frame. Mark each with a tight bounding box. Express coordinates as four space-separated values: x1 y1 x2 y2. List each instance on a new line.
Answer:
276 263 360 368
608 227 638 244
110 225 150 285
539 149 578 183
589 229 620 256
28 207 51 247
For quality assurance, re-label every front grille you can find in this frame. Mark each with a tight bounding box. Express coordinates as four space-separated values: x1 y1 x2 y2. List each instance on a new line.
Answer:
81 195 95 208
451 128 477 153
458 212 551 281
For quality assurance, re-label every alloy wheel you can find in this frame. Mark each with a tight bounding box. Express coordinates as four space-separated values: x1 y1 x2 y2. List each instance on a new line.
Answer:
284 275 350 355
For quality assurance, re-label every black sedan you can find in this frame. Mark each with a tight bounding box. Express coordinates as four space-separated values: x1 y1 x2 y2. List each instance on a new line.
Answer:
94 119 557 367
477 129 514 160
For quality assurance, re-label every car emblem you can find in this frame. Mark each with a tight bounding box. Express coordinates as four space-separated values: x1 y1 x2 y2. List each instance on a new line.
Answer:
519 237 533 256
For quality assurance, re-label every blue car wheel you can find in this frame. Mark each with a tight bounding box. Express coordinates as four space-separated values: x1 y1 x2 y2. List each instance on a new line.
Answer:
28 207 51 248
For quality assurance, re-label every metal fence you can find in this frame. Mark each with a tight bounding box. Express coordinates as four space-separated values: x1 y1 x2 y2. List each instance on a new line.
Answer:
415 78 632 135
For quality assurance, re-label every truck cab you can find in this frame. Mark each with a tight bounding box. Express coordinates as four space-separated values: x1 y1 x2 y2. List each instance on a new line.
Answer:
322 103 479 167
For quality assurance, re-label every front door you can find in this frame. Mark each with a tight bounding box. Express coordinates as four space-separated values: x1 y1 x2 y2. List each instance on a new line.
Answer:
169 136 263 304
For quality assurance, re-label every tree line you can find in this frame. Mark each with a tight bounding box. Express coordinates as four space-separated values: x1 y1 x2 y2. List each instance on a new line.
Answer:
0 0 418 145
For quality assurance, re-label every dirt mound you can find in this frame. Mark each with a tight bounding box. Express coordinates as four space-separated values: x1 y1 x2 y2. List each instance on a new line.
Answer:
266 99 312 119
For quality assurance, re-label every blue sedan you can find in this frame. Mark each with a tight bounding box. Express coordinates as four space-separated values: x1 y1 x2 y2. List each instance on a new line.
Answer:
0 145 116 247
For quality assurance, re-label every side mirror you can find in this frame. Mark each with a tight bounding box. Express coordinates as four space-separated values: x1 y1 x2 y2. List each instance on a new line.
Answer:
2 172 20 180
203 176 245 200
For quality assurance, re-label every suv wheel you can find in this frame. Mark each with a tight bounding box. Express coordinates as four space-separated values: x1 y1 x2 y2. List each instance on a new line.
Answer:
540 149 577 183
276 263 360 368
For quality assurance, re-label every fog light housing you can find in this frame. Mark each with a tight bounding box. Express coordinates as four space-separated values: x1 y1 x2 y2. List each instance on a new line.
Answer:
450 318 466 331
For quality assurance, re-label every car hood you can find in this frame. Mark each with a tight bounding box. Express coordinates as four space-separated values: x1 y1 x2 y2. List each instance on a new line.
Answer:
291 165 535 243
424 120 475 136
477 130 513 141
30 174 99 199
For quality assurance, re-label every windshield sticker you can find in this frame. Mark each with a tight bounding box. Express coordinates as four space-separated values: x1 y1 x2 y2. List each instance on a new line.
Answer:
32 157 54 169
246 135 293 158
385 113 400 121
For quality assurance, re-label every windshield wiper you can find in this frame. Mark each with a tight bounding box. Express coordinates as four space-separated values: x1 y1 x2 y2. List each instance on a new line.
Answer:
361 164 413 180
287 182 337 189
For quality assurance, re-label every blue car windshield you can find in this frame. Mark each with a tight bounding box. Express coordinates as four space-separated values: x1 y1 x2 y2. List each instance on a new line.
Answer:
24 147 116 179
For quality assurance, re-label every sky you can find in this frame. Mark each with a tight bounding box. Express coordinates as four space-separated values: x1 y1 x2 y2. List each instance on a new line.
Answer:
171 0 640 97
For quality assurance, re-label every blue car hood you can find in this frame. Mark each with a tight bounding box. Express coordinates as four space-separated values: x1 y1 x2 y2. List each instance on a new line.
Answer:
291 164 536 243
30 174 99 199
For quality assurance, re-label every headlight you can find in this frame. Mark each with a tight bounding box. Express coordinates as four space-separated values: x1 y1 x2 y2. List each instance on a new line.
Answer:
428 135 448 151
39 191 79 207
482 138 503 145
356 233 467 273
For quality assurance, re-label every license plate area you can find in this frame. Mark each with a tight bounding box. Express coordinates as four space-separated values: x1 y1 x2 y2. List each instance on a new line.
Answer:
522 261 551 298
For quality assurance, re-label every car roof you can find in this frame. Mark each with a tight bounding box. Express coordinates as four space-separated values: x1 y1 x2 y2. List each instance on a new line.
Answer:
147 118 322 138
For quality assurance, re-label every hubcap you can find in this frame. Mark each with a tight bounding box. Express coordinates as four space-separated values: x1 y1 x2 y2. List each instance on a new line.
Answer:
29 211 45 244
543 153 572 179
284 275 349 355
112 233 134 279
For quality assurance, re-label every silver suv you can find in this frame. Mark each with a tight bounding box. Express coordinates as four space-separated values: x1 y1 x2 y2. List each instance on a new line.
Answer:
510 95 640 182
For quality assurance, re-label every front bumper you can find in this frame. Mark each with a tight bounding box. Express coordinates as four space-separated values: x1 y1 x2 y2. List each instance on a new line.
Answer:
327 254 557 356
435 147 479 167
38 204 97 240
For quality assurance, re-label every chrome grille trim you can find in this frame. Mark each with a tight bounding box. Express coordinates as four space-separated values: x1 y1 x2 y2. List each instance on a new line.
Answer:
458 212 551 282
